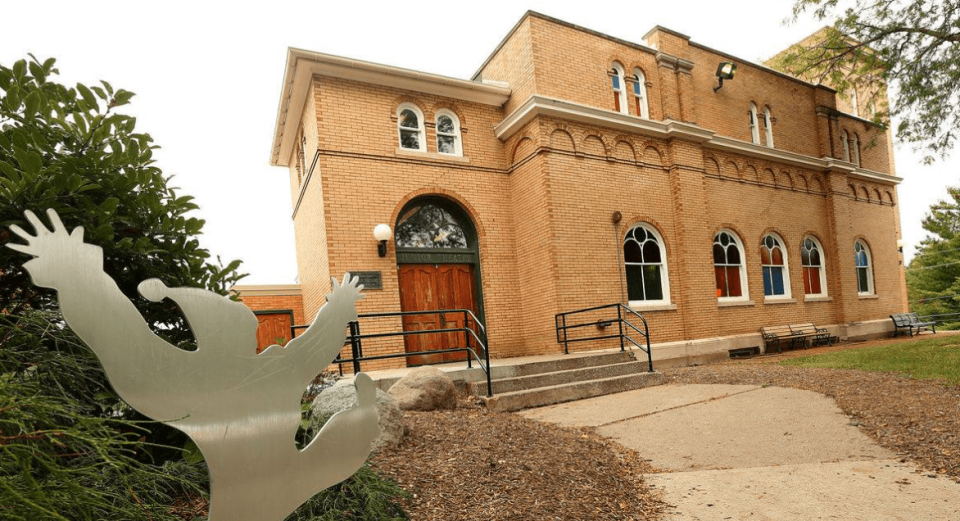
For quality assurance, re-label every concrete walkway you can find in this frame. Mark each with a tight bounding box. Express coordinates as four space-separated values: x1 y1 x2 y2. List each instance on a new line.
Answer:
520 384 960 520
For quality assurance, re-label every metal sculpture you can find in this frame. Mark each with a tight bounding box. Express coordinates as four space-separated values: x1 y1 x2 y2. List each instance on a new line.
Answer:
7 209 380 521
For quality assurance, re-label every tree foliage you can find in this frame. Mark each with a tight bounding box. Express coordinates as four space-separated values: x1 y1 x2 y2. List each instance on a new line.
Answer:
772 0 960 162
907 186 960 328
0 55 244 346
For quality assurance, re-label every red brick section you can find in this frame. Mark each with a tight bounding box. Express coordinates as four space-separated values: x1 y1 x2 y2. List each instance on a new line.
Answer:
274 11 906 371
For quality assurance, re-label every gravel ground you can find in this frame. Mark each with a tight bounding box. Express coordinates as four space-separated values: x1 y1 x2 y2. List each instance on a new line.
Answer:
663 335 960 483
371 401 665 521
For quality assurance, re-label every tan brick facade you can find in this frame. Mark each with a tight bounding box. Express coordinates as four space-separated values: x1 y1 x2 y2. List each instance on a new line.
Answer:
260 11 907 371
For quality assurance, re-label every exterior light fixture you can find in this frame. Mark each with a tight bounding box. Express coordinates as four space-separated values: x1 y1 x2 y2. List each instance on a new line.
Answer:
897 239 904 253
373 224 392 257
713 61 737 92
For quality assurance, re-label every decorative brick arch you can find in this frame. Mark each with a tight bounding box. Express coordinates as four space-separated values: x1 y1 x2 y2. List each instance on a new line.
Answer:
611 135 638 162
643 145 665 166
886 191 895 205
779 170 794 189
724 160 740 178
580 133 609 157
391 96 428 118
704 156 720 176
859 185 870 201
549 126 577 153
811 174 826 193
744 164 759 182
711 223 750 247
511 136 537 164
796 173 810 191
622 215 675 257
391 188 487 240
873 188 883 203
430 101 467 127
759 226 792 252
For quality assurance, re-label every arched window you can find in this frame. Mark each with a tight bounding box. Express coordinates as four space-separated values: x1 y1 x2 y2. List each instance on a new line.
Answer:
633 69 649 118
714 231 748 300
397 103 425 152
841 130 851 162
850 88 859 117
854 240 874 294
435 110 462 156
611 63 627 115
395 202 470 249
851 133 861 166
763 107 774 148
760 233 791 298
801 237 827 297
623 224 670 304
749 103 760 145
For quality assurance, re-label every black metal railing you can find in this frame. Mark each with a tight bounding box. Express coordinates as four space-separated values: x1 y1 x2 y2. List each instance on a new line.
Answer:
555 303 653 372
293 309 493 397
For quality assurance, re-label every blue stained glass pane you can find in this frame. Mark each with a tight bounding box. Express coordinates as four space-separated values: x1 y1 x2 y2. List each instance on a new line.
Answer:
612 75 621 90
772 268 785 294
762 267 773 296
633 80 641 95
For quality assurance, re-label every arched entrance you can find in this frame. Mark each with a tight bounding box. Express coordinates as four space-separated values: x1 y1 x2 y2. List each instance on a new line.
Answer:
394 197 482 366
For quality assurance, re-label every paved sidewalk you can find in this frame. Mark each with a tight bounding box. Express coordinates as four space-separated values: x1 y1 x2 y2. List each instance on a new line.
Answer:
520 384 960 520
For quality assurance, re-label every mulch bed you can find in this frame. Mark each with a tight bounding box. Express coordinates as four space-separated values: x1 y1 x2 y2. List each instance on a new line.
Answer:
371 400 665 520
663 338 960 482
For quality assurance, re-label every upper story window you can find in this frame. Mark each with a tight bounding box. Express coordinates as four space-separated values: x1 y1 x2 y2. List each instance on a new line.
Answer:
435 110 462 156
850 88 859 117
854 240 874 294
763 107 774 148
633 69 649 118
749 103 760 145
841 130 851 162
623 224 670 305
760 233 791 298
397 103 425 152
851 133 861 167
714 231 748 300
800 237 827 297
611 63 628 115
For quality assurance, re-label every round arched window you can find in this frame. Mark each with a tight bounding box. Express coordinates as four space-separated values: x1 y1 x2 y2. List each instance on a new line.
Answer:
395 203 470 249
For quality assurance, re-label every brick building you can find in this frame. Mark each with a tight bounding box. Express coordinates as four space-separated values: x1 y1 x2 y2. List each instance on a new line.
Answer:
236 11 907 370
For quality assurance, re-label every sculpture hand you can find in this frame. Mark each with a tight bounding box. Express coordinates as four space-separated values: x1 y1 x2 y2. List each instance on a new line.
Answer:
326 273 365 312
6 209 101 289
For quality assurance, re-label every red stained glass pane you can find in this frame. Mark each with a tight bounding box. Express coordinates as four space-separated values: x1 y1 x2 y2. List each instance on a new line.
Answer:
772 247 783 265
715 266 727 297
809 267 821 294
760 247 771 265
726 267 742 297
802 267 812 294
614 94 620 112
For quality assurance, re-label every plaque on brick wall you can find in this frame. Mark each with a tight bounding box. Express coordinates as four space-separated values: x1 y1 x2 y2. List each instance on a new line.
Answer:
351 271 382 290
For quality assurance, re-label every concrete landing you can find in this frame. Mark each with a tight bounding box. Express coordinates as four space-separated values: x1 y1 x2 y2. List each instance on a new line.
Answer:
521 384 960 520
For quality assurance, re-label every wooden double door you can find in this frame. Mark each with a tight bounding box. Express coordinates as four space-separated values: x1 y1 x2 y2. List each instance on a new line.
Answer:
398 263 478 366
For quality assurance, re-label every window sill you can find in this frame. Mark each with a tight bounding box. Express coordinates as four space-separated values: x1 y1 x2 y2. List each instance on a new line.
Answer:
629 303 677 312
395 148 470 163
858 294 879 300
804 296 832 303
718 299 755 308
763 297 797 305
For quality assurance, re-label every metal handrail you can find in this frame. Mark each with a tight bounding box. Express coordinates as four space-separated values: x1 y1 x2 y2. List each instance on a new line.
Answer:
555 303 653 372
292 308 493 397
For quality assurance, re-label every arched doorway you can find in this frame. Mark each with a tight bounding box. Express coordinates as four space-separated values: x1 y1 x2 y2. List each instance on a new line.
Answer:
395 197 482 366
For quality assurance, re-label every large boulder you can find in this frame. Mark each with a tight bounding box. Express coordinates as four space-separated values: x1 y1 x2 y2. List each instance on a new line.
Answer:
387 366 458 411
310 378 404 452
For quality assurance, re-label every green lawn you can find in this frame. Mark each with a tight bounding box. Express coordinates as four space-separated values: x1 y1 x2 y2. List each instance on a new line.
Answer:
781 335 960 385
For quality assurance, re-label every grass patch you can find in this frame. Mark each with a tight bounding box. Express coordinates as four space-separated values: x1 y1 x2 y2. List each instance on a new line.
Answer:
781 335 960 385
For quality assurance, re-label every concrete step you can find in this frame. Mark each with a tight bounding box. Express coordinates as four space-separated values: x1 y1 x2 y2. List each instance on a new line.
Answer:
482 371 665 413
490 350 639 379
469 360 648 396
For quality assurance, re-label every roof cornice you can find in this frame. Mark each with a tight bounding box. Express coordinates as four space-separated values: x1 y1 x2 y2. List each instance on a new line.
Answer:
495 96 901 184
271 49 512 166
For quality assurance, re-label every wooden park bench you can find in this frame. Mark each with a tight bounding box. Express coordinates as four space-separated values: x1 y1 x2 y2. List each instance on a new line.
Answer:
761 323 831 353
890 312 937 337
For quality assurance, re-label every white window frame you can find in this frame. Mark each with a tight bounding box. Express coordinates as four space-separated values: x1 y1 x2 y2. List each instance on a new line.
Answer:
397 103 426 152
434 109 462 157
623 223 671 307
850 88 859 117
714 230 750 302
633 68 649 119
611 63 628 115
763 107 774 148
749 103 760 145
855 240 874 295
760 233 792 300
800 236 828 298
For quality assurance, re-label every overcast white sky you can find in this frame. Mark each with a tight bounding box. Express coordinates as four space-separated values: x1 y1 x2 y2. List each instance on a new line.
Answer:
2 1 953 283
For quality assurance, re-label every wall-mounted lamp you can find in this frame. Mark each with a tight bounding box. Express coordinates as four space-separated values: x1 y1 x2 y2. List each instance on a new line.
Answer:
373 224 392 257
897 239 904 253
713 62 737 92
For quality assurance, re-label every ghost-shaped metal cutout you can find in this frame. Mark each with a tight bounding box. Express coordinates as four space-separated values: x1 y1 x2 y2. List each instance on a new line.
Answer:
7 209 380 520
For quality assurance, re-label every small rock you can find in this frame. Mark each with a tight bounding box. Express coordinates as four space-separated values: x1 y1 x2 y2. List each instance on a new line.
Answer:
311 378 404 451
388 366 458 411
